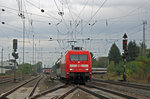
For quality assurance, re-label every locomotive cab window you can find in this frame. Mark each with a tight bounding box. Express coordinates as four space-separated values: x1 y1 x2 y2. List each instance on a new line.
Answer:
70 54 88 61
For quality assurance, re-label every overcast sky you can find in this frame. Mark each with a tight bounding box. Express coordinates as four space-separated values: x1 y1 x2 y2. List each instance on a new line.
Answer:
0 0 150 67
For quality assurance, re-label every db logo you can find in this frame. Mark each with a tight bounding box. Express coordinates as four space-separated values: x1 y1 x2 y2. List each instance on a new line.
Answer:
77 64 81 67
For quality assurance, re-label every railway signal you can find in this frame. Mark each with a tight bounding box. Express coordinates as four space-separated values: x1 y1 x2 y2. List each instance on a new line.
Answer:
122 33 128 81
13 39 17 51
12 39 19 59
12 39 19 82
12 52 19 59
123 39 127 51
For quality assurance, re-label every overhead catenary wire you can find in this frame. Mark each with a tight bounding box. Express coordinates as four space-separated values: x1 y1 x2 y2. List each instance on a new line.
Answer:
53 0 71 39
65 0 74 22
1 5 147 38
16 0 23 15
25 0 60 21
73 0 150 35
25 0 40 9
23 0 34 40
0 7 59 24
1 4 150 23
0 23 23 33
74 0 89 22
0 5 57 19
105 0 150 26
75 0 108 35
0 0 150 64
65 0 89 39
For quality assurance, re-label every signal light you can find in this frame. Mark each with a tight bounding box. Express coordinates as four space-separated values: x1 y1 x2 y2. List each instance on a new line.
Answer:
12 52 19 59
13 39 17 51
123 39 127 51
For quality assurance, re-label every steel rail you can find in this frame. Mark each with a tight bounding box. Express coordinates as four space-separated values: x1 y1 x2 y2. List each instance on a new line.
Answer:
85 84 138 99
25 77 43 99
78 85 109 99
0 75 40 99
92 79 150 91
0 77 22 84
0 78 13 84
29 84 67 99
58 86 78 99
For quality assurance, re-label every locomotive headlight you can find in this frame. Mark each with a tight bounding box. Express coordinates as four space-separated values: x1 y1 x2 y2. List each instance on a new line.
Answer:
70 64 77 67
70 68 74 71
85 68 88 71
81 64 88 67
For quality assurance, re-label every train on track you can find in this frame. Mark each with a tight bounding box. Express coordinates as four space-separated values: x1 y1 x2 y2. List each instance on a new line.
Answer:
55 46 92 83
44 69 50 74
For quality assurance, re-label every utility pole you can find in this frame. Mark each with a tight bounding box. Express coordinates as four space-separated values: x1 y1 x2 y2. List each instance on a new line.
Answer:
23 18 25 64
89 21 97 50
35 44 36 64
35 44 37 74
81 19 83 34
17 0 25 64
8 47 10 61
143 20 147 57
33 34 34 65
1 48 3 74
31 19 34 65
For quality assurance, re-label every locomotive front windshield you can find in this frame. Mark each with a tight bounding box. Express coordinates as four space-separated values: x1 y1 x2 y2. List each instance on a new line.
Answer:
70 54 88 61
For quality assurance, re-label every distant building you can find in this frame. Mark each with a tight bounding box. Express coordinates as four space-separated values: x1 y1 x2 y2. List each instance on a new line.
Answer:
0 61 14 74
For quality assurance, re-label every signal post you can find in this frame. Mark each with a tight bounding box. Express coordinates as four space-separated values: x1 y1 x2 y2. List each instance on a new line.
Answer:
12 39 19 82
122 33 128 81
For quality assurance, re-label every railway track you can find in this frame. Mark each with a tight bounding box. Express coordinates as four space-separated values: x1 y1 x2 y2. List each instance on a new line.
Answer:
25 77 43 99
28 83 138 99
92 78 150 91
29 84 108 99
29 84 68 99
1 77 148 99
84 84 138 99
0 78 13 84
0 77 22 84
0 75 41 99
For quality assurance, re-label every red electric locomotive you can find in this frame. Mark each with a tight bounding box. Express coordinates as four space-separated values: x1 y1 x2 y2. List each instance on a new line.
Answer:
57 47 92 83
44 69 50 74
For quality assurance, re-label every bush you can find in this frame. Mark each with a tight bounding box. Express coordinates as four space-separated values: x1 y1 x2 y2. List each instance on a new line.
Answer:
17 63 33 75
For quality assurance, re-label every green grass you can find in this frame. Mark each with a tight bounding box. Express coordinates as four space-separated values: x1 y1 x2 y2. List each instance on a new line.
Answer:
92 72 150 84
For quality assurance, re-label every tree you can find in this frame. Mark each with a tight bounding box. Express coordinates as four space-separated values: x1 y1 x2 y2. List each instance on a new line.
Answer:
108 43 121 64
36 62 42 73
90 52 96 64
139 42 147 56
17 63 33 74
107 61 115 72
127 41 140 61
33 61 42 73
146 49 150 58
93 57 109 68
